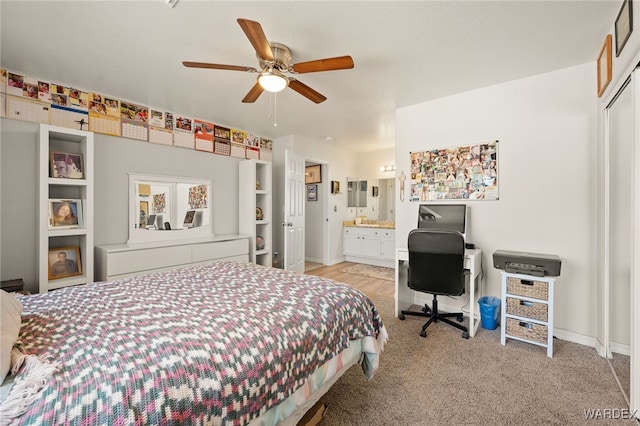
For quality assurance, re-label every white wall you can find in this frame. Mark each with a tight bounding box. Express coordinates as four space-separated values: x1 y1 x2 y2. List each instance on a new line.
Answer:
395 63 598 338
356 147 396 181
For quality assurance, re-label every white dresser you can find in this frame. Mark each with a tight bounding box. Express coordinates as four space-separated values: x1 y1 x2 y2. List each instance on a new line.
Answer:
95 235 249 281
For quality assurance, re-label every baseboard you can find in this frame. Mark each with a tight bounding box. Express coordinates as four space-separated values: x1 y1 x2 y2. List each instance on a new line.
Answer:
609 341 631 356
326 257 345 266
305 257 323 264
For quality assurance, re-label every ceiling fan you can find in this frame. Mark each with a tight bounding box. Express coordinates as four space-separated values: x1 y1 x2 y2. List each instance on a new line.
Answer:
183 18 354 104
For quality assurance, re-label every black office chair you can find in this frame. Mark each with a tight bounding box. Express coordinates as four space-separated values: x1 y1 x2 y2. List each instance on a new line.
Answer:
399 229 470 339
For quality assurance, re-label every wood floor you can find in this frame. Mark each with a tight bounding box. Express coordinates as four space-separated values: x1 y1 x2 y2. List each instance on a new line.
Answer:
303 261 395 299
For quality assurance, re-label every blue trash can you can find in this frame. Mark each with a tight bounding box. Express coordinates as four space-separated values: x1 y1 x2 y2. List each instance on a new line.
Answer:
478 296 501 330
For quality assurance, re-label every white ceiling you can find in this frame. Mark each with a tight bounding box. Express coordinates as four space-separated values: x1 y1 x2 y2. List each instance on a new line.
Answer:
0 1 620 153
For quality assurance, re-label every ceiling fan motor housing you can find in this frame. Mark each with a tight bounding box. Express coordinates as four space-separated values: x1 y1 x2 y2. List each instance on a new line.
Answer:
259 42 292 72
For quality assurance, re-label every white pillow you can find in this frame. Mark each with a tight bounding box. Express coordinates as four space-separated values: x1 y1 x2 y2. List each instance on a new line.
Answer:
0 290 23 383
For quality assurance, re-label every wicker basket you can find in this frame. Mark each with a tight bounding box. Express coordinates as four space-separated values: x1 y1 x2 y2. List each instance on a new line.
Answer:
507 277 548 300
506 318 547 344
506 297 548 321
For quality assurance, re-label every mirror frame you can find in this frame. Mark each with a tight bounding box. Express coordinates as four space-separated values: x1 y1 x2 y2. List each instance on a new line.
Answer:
128 173 213 245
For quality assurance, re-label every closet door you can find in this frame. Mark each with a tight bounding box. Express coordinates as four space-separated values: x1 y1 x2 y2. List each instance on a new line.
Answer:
605 69 638 413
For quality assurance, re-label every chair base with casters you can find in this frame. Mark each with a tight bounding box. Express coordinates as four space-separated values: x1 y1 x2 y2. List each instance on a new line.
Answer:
399 294 469 339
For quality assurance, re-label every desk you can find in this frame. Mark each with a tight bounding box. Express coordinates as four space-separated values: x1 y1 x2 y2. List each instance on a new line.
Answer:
395 248 483 337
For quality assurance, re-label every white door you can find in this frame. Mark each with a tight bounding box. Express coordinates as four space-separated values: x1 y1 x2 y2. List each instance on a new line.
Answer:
604 68 640 416
283 150 305 272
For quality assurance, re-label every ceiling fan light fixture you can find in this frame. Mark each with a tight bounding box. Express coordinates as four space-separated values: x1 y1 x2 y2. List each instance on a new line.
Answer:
258 70 288 93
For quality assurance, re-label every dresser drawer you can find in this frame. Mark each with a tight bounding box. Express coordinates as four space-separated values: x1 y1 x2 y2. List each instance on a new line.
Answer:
506 276 548 300
506 297 547 321
108 245 191 276
506 318 548 344
192 239 248 263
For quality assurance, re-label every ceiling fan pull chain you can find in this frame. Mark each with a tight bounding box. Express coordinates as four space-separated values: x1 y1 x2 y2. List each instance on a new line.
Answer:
274 93 278 127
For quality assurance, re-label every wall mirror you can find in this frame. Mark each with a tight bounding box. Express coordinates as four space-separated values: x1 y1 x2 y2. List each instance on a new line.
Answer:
370 178 395 221
128 173 212 245
347 178 368 208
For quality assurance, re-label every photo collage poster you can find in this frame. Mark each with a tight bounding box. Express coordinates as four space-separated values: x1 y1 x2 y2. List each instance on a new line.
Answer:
409 140 499 201
0 68 274 160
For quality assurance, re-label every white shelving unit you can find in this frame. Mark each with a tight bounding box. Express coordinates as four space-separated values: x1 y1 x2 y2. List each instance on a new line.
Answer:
38 124 94 293
239 159 272 266
500 271 555 357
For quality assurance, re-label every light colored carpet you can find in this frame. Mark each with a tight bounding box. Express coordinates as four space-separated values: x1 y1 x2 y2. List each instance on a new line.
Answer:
319 295 633 425
340 264 395 282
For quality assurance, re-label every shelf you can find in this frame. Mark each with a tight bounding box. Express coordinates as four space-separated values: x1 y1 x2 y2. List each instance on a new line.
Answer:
47 274 89 291
503 334 548 348
504 313 547 326
49 178 88 187
239 159 272 265
39 124 94 294
48 228 88 237
501 271 555 358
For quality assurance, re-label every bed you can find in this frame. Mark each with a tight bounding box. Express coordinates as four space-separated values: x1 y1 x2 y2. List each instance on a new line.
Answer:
0 261 387 425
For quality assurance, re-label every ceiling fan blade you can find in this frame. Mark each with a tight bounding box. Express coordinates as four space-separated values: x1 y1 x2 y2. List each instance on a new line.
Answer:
288 79 327 104
292 56 354 74
242 82 264 103
183 61 257 72
237 18 274 61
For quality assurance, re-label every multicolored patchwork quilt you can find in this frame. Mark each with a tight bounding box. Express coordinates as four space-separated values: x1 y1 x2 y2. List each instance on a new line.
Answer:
7 261 386 425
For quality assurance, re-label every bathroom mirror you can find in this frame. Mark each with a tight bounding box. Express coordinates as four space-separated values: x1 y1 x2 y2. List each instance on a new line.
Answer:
370 178 395 221
347 177 368 208
128 173 212 245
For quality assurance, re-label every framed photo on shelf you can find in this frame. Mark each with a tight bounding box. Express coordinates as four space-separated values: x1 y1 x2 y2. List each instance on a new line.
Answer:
50 151 84 179
305 164 321 184
48 199 83 229
597 34 612 97
139 201 149 227
48 246 82 280
615 0 633 57
307 184 318 201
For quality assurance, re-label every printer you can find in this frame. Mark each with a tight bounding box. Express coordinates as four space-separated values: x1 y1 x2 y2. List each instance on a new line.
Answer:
493 250 561 277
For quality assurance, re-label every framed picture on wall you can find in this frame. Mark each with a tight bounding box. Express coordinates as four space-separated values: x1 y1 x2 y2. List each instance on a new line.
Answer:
372 186 379 197
48 246 82 280
305 164 321 184
331 180 340 194
597 34 612 97
615 0 633 57
307 184 318 201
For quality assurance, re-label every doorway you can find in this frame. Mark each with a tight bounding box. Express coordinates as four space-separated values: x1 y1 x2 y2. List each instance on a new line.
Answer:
304 160 329 272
